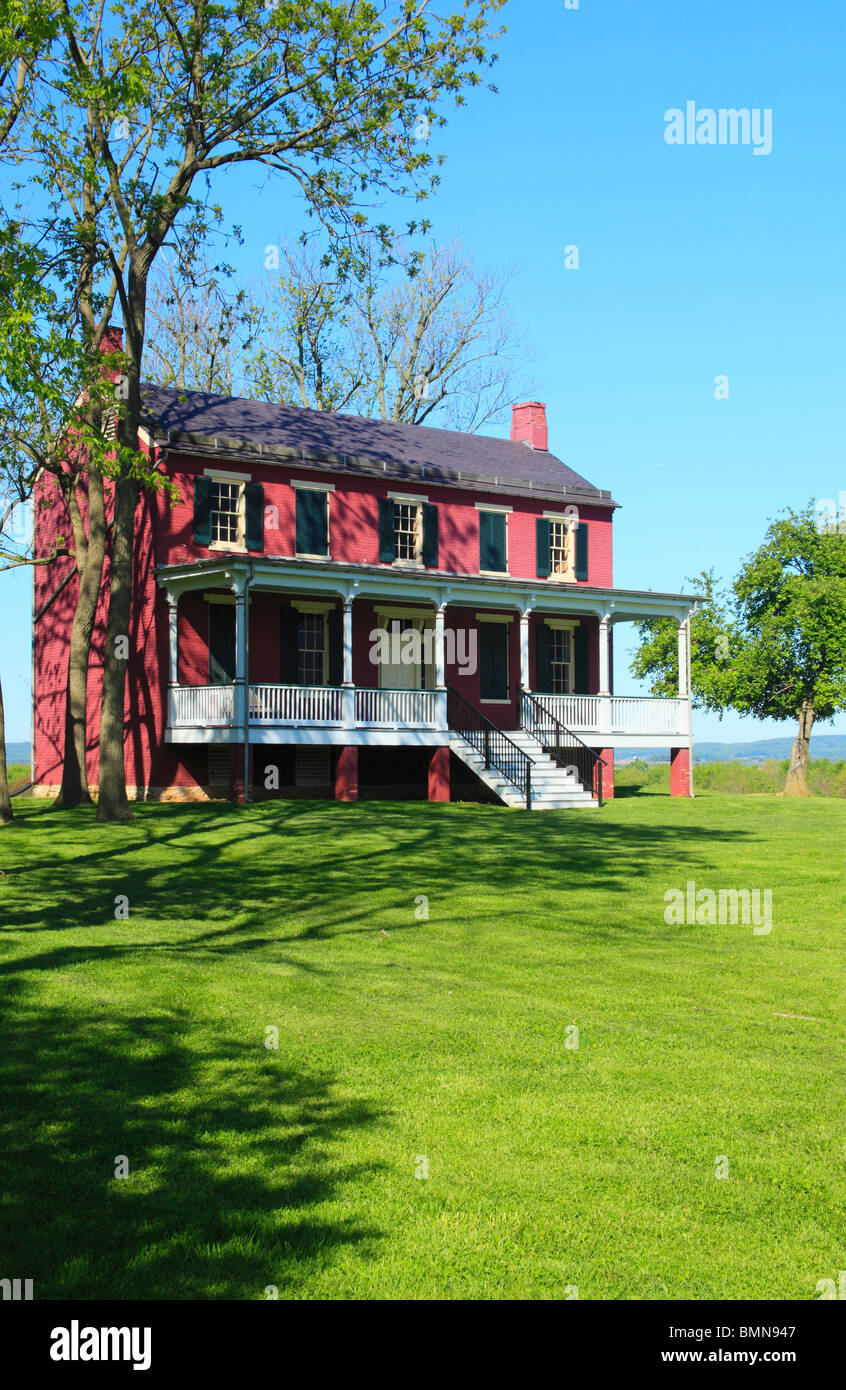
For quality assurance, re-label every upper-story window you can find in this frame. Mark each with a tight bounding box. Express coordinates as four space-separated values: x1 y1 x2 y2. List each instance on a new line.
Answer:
378 495 439 568
536 516 588 582
193 472 264 553
395 502 421 563
211 480 243 547
294 483 330 557
549 518 572 579
478 507 509 574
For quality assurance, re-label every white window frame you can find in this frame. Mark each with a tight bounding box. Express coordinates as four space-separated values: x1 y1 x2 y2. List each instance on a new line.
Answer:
205 468 250 553
544 513 577 583
292 484 331 560
392 499 424 569
477 505 511 577
546 618 577 694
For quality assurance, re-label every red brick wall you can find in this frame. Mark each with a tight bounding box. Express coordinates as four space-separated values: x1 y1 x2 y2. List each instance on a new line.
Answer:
155 452 614 586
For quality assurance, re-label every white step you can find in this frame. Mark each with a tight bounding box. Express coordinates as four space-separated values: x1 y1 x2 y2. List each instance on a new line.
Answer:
449 736 600 811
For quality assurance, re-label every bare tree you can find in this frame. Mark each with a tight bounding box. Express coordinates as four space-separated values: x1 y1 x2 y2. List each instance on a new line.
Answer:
145 256 255 396
247 239 532 431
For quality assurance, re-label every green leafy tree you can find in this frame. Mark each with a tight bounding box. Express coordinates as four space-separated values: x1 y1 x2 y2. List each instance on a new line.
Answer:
1 0 504 821
631 509 846 795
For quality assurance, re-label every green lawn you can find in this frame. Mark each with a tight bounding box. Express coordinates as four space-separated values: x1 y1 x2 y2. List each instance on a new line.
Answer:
1 791 843 1300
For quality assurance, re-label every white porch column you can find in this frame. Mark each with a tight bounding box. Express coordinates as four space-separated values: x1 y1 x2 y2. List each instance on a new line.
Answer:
342 598 355 728
232 578 247 728
434 604 446 689
434 604 447 730
598 618 611 697
678 619 689 698
166 592 179 687
520 610 531 691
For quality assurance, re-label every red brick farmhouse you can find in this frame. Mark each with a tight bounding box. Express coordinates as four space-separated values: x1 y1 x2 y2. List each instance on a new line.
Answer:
32 379 698 808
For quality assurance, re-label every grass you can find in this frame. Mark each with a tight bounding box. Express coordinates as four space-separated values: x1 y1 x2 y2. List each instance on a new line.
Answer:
0 790 843 1300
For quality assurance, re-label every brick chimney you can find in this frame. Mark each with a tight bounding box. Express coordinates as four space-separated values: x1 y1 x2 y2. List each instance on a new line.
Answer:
99 324 124 386
510 401 548 451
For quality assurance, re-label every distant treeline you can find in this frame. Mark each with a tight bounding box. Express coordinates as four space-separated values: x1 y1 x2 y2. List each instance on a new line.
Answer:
617 759 846 797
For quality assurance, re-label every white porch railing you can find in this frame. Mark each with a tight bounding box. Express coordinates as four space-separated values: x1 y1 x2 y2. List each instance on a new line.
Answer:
250 683 344 726
169 683 235 726
529 693 689 737
355 687 440 728
167 684 688 738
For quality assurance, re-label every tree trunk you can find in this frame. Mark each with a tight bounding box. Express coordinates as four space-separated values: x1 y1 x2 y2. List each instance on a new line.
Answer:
53 470 106 809
96 475 139 821
784 701 815 796
0 672 12 826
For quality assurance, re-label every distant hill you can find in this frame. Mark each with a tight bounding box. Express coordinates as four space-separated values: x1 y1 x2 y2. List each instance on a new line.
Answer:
619 735 846 765
5 742 30 764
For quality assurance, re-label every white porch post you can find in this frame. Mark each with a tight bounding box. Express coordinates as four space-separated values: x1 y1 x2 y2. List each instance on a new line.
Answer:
167 592 179 687
434 604 447 730
520 610 531 691
232 577 247 729
342 597 355 728
598 618 611 696
678 619 689 697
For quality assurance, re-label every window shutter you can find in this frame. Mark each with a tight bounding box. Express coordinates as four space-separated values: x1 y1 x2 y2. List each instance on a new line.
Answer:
193 475 213 546
296 489 328 556
245 482 264 552
480 512 506 572
535 622 552 692
378 498 396 562
574 626 589 694
328 608 343 686
209 604 235 685
536 517 551 578
575 522 589 581
422 503 439 568
280 607 298 684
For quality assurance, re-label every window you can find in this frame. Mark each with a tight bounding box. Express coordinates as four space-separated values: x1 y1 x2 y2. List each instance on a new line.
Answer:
549 627 573 694
295 488 329 556
479 510 508 573
395 502 421 563
549 519 572 579
211 480 243 547
479 621 510 702
296 612 327 686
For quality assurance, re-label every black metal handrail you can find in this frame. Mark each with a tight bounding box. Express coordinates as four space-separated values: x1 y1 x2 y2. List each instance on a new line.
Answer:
519 689 607 807
447 685 534 810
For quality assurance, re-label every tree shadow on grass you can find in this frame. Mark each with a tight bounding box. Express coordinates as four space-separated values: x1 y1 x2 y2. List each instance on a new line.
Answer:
0 798 758 953
0 977 385 1299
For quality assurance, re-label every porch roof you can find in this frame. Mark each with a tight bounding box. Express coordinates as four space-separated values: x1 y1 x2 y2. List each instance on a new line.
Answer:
156 555 703 624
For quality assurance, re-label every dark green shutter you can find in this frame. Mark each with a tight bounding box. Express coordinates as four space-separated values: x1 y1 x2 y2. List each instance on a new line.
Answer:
479 623 509 701
328 608 343 685
574 626 589 694
480 511 506 573
535 622 552 692
296 489 328 556
422 503 439 568
280 607 298 684
245 482 264 551
575 522 589 581
193 475 212 546
378 498 395 562
536 517 551 578
209 604 235 685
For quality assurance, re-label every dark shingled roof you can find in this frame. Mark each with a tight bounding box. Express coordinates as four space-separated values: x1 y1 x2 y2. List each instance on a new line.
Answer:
140 385 615 504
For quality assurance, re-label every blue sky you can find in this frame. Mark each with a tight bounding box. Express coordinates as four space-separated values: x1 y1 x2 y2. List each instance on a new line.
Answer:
4 0 844 744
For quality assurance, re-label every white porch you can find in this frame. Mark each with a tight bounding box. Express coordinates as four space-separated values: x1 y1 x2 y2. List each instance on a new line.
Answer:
157 554 698 753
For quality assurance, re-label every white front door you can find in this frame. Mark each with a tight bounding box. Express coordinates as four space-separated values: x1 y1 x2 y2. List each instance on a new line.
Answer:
378 617 433 690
